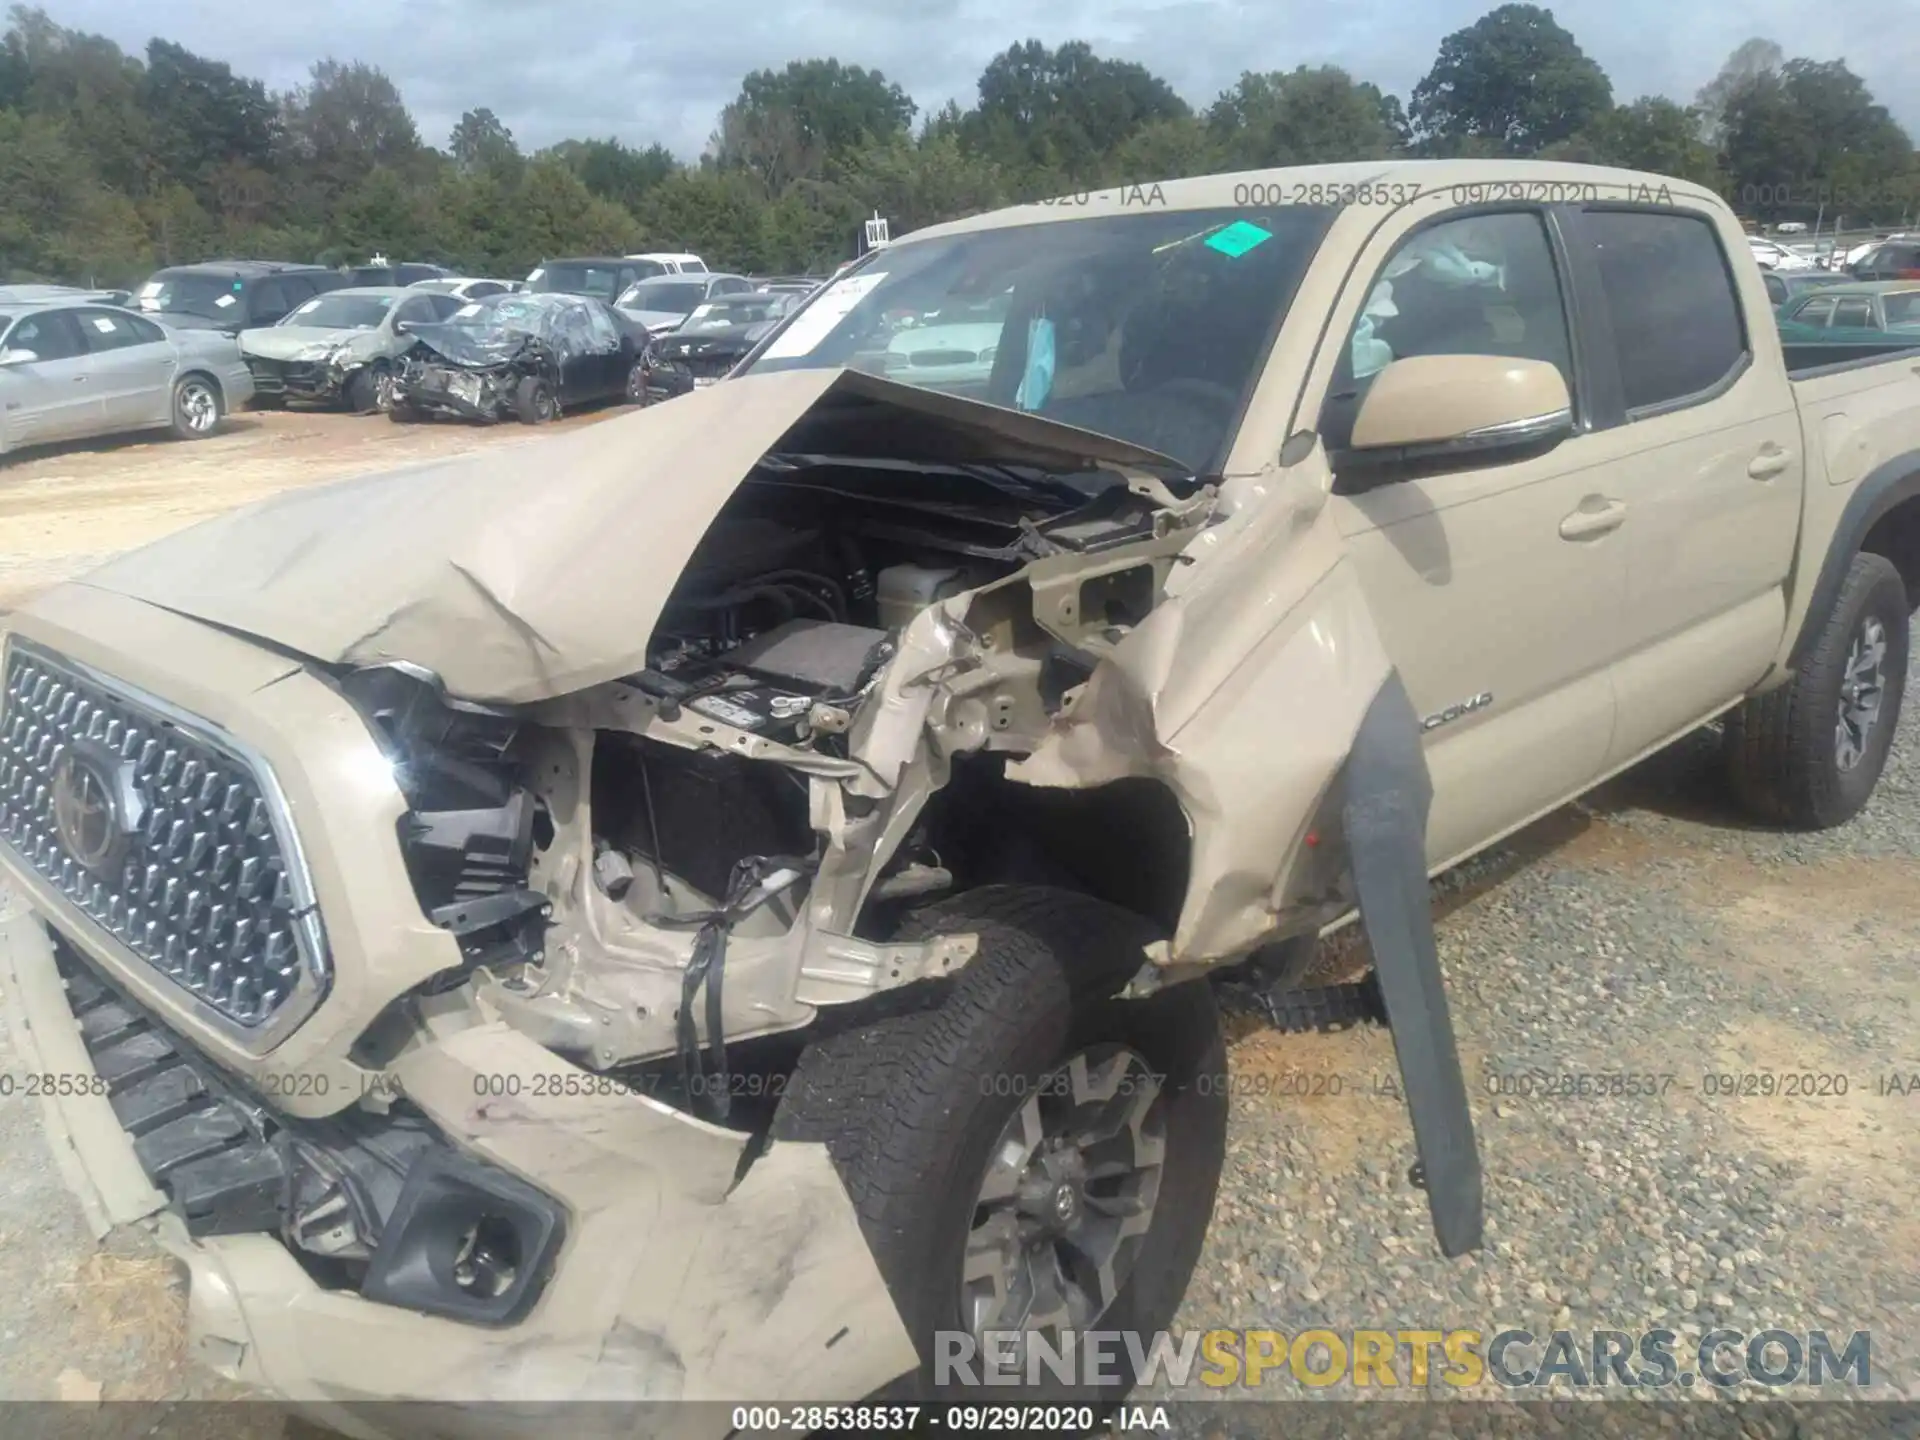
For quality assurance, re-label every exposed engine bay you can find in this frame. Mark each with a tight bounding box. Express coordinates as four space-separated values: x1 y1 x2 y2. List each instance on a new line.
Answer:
335 451 1240 1122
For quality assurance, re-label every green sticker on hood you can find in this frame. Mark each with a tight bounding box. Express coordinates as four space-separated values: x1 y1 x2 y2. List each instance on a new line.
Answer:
1206 220 1273 258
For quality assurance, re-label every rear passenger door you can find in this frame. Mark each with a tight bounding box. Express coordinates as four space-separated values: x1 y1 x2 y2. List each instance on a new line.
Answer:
76 308 175 428
0 310 100 445
1564 206 1804 769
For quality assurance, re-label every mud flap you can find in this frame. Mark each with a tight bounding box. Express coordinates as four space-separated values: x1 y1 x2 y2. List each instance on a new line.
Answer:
1340 672 1484 1257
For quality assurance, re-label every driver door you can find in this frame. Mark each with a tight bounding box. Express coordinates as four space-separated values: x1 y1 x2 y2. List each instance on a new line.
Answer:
1310 207 1627 867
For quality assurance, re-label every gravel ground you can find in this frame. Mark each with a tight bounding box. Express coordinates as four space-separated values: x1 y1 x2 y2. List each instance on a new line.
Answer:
1165 683 1920 1436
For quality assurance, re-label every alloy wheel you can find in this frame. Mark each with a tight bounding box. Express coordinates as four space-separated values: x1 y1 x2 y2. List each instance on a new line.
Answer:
1835 615 1888 771
961 1045 1165 1355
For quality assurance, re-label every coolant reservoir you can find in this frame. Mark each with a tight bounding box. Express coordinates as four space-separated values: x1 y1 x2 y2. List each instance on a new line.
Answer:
877 562 968 632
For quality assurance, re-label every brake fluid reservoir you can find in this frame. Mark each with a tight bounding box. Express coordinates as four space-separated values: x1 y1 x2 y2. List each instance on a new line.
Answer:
877 563 967 632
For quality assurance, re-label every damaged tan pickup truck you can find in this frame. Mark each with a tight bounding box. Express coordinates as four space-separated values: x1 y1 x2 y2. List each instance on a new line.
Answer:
5 159 1920 1429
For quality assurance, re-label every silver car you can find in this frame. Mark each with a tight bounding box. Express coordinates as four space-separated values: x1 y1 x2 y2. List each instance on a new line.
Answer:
0 300 254 459
238 287 465 412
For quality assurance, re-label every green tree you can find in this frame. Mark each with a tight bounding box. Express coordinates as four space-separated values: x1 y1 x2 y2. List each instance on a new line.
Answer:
1546 97 1720 187
280 58 427 224
545 137 678 210
4 6 151 194
1409 4 1612 155
1693 38 1783 147
140 38 278 199
713 58 915 194
966 40 1189 184
1209 66 1404 168
448 106 521 181
1720 59 1914 224
513 156 643 262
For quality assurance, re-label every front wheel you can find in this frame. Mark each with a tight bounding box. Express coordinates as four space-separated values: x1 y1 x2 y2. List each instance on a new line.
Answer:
514 376 558 424
343 365 390 414
169 374 222 439
1725 550 1909 828
770 887 1227 1405
624 360 651 405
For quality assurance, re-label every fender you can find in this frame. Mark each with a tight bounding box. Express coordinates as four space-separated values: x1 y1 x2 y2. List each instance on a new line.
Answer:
1340 671 1483 1257
1786 451 1920 673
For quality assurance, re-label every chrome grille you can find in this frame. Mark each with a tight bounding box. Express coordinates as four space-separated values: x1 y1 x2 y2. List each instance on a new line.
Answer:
0 641 328 1042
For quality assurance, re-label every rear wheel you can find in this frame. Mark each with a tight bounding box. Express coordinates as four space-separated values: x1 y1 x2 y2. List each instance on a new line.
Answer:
771 887 1226 1404
513 376 558 424
1725 550 1909 828
169 374 221 440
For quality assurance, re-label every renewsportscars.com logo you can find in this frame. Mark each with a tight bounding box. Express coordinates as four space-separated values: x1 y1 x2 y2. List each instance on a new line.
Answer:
935 1327 1873 1391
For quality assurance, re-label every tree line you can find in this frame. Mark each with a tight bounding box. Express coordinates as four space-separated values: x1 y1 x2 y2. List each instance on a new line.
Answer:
1 2 1913 286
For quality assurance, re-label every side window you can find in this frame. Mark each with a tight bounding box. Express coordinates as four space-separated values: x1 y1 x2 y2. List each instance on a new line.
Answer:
1763 273 1786 306
1585 210 1746 414
250 279 290 323
392 296 435 326
8 310 87 361
280 276 319 305
1320 210 1574 451
467 281 503 299
1794 296 1837 327
424 294 463 320
74 308 158 350
1832 298 1875 329
681 259 708 273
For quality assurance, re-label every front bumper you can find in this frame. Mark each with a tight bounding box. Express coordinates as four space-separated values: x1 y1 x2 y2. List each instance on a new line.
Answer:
243 357 344 404
0 595 916 1427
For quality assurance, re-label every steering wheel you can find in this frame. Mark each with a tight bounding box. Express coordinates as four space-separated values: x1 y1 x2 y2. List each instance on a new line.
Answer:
1150 376 1240 417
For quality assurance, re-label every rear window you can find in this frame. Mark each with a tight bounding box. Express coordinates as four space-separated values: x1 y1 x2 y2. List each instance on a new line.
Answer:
529 263 623 302
1586 210 1747 413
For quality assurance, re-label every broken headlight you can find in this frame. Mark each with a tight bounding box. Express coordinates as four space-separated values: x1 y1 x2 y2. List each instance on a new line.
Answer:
337 664 550 970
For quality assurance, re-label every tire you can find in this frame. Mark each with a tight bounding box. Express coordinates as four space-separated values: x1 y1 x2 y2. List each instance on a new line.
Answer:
169 374 222 440
770 886 1227 1406
514 376 557 424
623 360 650 405
343 365 388 414
1725 550 1909 829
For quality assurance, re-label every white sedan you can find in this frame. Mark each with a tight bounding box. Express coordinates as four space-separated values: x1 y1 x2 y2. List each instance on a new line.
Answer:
0 300 254 458
1748 236 1815 272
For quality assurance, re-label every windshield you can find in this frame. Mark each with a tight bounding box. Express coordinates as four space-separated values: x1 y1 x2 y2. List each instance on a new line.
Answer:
619 280 708 314
284 294 394 329
683 297 789 330
743 206 1334 472
529 263 622 301
134 271 245 321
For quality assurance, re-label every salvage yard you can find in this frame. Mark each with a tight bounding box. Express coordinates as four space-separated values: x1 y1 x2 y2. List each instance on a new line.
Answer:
0 421 1915 1432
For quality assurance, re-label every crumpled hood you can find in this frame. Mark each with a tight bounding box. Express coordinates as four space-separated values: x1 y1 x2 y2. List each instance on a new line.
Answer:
62 369 1189 704
239 326 365 360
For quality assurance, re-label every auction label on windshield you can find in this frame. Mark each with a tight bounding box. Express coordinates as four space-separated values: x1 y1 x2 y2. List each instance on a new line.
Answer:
760 272 886 359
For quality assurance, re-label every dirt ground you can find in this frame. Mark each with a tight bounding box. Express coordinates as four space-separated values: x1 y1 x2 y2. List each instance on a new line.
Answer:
0 412 1914 1429
0 406 619 611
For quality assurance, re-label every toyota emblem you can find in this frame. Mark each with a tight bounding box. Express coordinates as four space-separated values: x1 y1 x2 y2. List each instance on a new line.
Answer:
50 748 131 874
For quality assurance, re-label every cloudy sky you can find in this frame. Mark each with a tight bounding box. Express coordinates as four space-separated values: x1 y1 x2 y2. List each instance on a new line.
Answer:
38 0 1920 160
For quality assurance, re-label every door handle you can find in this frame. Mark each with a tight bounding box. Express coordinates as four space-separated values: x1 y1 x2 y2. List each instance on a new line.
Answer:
1559 497 1628 541
1748 445 1790 479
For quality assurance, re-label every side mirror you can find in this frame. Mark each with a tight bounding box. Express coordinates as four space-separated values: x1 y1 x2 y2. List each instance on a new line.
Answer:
1340 355 1573 482
0 348 39 366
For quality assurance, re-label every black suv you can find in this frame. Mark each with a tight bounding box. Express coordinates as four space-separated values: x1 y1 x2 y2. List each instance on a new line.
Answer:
130 261 351 334
1848 240 1920 281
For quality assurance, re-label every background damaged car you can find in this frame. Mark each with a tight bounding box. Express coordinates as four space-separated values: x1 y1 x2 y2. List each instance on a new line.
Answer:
239 287 465 412
389 290 691 425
